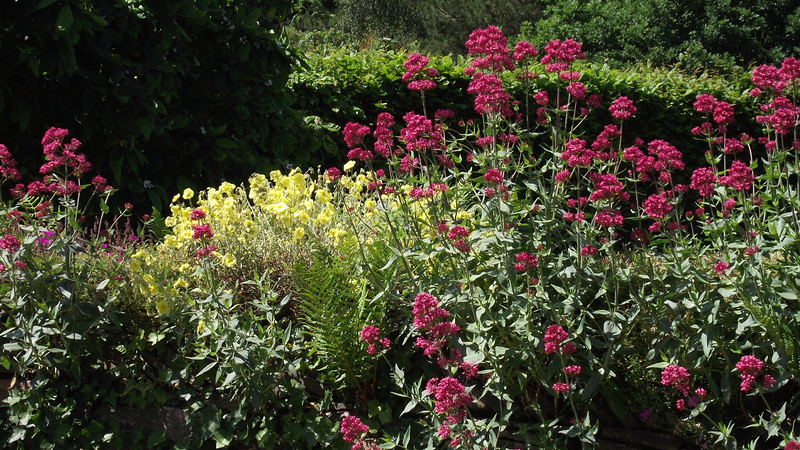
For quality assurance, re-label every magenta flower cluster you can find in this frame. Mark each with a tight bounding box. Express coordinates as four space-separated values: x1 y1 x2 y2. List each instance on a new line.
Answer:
735 355 775 392
0 144 21 182
540 38 585 74
0 235 22 253
661 364 709 411
426 376 474 446
412 292 461 363
359 324 390 355
403 53 438 92
544 324 575 355
339 415 371 450
464 25 515 74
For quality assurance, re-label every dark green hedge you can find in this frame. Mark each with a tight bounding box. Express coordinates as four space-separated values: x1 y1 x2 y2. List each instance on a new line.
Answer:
290 47 762 175
0 0 297 212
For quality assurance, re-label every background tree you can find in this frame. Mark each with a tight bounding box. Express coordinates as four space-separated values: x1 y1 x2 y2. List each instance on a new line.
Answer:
528 0 800 72
331 0 546 55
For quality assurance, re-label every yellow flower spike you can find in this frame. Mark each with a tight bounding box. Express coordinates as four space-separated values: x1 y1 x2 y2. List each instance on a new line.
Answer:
130 259 142 272
182 188 194 200
197 320 207 334
155 299 170 315
343 160 356 172
293 227 305 242
173 278 189 289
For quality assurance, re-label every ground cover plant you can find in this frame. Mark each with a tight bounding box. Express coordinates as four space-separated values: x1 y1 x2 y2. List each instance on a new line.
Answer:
2 25 800 449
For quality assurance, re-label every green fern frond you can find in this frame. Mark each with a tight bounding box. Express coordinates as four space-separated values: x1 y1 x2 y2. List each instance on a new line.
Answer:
293 241 379 390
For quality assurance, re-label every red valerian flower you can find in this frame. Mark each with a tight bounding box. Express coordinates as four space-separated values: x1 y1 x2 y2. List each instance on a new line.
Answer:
609 96 637 120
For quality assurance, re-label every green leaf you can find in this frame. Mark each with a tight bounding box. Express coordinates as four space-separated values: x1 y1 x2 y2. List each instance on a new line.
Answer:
36 0 58 10
213 429 233 448
221 371 236 387
214 138 238 149
55 5 74 34
581 372 603 400
400 399 417 417
646 361 670 369
196 361 217 378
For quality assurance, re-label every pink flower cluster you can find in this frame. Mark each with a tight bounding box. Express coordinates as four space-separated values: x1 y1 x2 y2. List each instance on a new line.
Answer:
403 53 438 92
661 364 709 411
467 73 514 117
40 127 92 178
693 94 735 126
513 40 539 63
445 225 471 253
0 144 21 182
591 124 622 158
544 324 575 355
642 192 673 219
786 441 800 450
540 38 585 74
399 112 443 153
751 57 800 94
514 252 539 272
594 209 624 228
484 168 504 184
0 235 22 253
609 96 637 120
427 376 475 447
465 25 515 74
191 223 214 240
373 112 395 157
623 139 684 183
690 167 717 197
757 96 799 135
462 26 518 117
713 260 730 276
426 377 473 424
661 364 691 396
589 173 627 202
339 415 371 450
190 208 206 221
344 122 374 161
9 128 102 199
720 160 755 192
359 324 390 355
91 175 113 193
413 292 462 364
735 355 775 392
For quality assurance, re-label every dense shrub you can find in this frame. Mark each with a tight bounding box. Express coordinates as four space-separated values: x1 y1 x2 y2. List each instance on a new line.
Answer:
0 0 297 213
527 0 800 73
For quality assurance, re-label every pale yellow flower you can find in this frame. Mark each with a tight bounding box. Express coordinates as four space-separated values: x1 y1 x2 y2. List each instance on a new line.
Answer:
156 299 170 315
222 254 236 268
